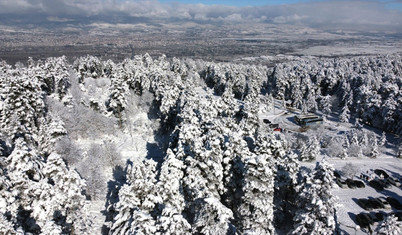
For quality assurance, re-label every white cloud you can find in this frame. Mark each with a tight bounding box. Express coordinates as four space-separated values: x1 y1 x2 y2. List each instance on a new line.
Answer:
273 14 308 24
0 0 400 32
47 16 74 22
0 0 39 12
223 13 243 22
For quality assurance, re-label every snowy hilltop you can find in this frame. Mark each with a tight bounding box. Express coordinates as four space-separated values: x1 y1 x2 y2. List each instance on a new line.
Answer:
0 54 401 234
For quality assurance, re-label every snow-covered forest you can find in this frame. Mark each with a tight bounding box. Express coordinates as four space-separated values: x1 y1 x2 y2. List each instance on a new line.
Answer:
0 54 401 234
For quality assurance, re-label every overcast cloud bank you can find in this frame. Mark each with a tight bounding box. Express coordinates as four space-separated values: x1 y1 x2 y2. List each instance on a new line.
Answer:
0 0 401 32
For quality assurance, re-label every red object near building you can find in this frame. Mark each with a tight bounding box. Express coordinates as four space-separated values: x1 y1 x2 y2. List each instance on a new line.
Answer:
274 128 282 132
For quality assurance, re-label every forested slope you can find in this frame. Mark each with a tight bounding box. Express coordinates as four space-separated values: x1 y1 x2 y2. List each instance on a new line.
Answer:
0 54 401 234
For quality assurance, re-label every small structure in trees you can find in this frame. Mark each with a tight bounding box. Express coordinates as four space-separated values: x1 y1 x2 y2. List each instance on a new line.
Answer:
295 114 323 127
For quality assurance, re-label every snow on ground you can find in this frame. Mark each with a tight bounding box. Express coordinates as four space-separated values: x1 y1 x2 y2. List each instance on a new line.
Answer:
89 200 107 234
329 157 402 235
296 42 402 57
77 87 401 234
259 98 402 234
70 104 163 231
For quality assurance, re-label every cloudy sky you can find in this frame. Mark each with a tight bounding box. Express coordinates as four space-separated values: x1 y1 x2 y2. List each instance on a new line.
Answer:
0 0 401 32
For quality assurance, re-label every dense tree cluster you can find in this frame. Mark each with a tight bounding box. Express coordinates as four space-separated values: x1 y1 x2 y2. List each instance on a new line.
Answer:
290 160 338 234
0 58 92 234
100 56 281 234
269 55 402 135
376 214 401 235
1 53 400 234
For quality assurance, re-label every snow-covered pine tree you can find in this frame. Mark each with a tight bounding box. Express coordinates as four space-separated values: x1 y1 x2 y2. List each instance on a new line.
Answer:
360 130 369 147
0 213 15 234
73 55 104 82
220 127 247 210
290 160 338 235
0 156 15 234
237 153 275 234
339 147 348 159
177 131 220 201
0 69 45 144
0 139 92 234
38 114 67 156
243 68 261 104
221 84 238 117
238 102 260 136
175 98 239 233
370 137 379 158
2 138 45 234
273 151 300 232
106 65 130 124
350 130 359 146
109 159 159 235
299 136 320 162
339 105 350 123
305 89 318 113
382 96 397 131
192 197 235 235
290 81 303 109
379 131 387 147
320 95 333 117
41 56 71 100
343 134 350 149
155 149 190 234
357 148 364 158
41 153 92 234
375 215 401 235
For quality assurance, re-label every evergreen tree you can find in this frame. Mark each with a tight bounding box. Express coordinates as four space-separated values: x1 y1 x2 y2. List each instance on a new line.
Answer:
290 160 338 235
339 105 350 123
343 134 350 149
379 131 387 147
370 137 379 158
192 197 235 235
0 140 92 234
375 215 401 235
109 159 159 235
273 151 299 233
305 90 318 113
0 70 45 143
42 153 92 234
155 149 190 234
237 152 275 234
320 95 333 117
360 130 369 147
106 68 130 123
299 136 320 162
0 214 15 234
339 148 348 159
350 130 359 146
73 55 104 81
291 81 303 109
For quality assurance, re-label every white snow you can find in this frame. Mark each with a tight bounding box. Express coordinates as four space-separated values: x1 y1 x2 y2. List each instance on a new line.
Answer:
259 98 402 234
2 54 401 234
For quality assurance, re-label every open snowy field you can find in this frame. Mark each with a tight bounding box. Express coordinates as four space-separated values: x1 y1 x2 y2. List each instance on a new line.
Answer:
331 158 402 234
